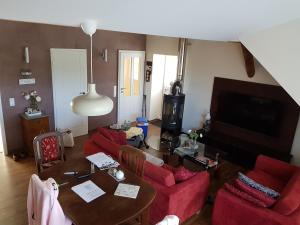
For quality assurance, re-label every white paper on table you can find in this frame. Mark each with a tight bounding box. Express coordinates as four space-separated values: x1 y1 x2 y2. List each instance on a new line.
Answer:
114 183 140 199
86 152 119 169
71 180 105 203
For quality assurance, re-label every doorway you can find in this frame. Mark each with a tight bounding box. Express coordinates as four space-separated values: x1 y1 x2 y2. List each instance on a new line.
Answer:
118 50 145 123
149 54 178 121
50 49 88 137
0 92 8 155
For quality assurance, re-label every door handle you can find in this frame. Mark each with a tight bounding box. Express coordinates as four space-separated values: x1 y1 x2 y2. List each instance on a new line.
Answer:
120 88 126 90
80 92 86 95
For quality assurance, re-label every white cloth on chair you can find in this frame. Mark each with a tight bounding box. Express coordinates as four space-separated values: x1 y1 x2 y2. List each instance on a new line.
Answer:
156 215 180 225
27 174 72 225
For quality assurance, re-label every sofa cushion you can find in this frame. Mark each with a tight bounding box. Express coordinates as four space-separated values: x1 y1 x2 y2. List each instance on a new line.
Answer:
92 133 120 158
41 136 59 163
238 172 280 198
144 161 175 187
234 179 276 207
98 127 127 145
224 183 268 207
162 164 196 183
174 166 197 183
246 170 285 194
273 171 300 215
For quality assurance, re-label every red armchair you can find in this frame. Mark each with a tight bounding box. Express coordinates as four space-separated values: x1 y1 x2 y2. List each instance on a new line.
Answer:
212 155 300 225
144 162 210 224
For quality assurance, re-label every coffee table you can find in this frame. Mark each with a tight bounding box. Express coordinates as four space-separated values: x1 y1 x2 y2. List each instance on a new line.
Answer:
174 142 221 171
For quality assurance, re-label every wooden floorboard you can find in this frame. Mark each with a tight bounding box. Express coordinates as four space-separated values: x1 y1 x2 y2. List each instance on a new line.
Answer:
0 124 244 225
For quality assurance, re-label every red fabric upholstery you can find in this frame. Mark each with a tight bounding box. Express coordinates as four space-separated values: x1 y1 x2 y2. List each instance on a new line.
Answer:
173 166 197 183
144 161 175 187
247 170 285 193
162 164 196 183
41 136 59 163
234 179 276 207
273 171 300 215
144 161 210 224
91 133 120 159
97 127 127 145
84 128 210 225
212 155 300 225
224 183 268 207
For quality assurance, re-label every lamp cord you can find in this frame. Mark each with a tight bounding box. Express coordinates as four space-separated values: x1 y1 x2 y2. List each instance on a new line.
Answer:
90 35 93 83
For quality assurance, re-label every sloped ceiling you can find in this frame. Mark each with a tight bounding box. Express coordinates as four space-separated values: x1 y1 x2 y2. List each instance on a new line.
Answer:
240 18 300 106
0 0 300 41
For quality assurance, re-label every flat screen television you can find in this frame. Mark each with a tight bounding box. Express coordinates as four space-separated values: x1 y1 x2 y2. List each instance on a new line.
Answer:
216 91 283 137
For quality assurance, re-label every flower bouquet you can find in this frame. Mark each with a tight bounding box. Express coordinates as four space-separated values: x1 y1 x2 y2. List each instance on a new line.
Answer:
22 90 42 117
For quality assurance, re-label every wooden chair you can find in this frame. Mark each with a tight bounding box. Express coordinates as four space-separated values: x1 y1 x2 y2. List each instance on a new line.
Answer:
119 145 146 177
33 131 65 173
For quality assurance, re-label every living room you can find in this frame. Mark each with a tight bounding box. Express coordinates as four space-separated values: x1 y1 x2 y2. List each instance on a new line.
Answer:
0 1 300 225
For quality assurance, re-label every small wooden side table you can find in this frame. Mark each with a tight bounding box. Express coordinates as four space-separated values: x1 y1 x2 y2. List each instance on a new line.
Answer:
20 114 50 156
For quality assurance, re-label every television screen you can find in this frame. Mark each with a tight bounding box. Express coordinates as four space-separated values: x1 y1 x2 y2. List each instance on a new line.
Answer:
216 91 283 136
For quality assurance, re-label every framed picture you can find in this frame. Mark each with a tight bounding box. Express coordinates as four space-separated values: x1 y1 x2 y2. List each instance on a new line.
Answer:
145 61 152 82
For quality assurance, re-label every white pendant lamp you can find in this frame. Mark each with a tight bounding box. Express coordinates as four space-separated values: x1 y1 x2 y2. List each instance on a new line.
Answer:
71 20 113 116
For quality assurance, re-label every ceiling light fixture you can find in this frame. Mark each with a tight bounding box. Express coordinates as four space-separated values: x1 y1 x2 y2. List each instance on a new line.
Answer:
71 20 113 116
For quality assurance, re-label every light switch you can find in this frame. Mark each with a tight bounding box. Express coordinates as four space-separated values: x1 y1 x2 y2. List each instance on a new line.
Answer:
9 98 15 107
113 85 117 98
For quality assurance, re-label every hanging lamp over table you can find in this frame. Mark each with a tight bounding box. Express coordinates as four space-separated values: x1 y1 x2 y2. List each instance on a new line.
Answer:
71 20 113 116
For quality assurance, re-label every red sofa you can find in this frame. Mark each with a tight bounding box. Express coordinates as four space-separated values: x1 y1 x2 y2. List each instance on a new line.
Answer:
84 128 210 224
212 155 300 225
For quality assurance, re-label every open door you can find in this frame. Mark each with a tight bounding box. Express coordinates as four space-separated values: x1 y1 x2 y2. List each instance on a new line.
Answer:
118 50 145 123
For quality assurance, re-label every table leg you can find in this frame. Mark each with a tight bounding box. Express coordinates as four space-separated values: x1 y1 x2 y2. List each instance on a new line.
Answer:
141 207 150 225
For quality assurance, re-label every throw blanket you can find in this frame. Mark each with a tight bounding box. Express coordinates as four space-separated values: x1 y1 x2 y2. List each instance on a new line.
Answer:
125 127 143 139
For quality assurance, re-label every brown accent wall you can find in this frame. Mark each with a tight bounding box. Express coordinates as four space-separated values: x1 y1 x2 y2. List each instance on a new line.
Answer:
0 20 146 153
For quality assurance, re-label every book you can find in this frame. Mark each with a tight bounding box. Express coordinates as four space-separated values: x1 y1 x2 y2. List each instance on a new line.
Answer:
114 183 140 199
86 152 119 169
71 180 105 203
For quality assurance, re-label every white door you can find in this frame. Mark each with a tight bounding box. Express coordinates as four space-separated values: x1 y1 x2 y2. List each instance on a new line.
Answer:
50 49 88 137
118 50 145 123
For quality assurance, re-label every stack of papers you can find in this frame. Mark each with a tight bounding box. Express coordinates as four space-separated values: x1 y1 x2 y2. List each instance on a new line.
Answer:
86 152 119 169
71 180 105 203
114 183 140 199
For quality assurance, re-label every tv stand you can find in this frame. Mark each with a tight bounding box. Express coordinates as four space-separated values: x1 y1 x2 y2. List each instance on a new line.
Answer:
205 131 292 168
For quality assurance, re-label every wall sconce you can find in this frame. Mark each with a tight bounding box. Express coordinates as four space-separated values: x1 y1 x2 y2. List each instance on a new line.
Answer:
100 49 108 62
24 46 30 64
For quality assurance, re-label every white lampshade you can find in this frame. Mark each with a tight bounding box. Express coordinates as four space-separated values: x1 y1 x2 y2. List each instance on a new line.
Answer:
81 20 97 36
71 84 113 116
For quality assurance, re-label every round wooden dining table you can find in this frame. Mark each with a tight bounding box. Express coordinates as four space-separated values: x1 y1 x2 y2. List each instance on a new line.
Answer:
40 156 156 225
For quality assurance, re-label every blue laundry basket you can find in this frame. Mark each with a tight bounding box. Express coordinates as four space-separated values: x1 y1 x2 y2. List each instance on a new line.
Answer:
136 117 149 138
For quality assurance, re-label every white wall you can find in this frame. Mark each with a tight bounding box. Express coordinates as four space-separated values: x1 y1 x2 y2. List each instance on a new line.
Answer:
182 39 300 165
240 18 300 106
150 54 165 120
145 35 179 119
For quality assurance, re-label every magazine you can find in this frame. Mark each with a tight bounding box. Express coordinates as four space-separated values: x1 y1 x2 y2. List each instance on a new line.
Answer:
194 155 218 168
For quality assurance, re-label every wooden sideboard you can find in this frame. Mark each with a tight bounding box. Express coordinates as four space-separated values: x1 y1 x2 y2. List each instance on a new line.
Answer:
20 114 50 156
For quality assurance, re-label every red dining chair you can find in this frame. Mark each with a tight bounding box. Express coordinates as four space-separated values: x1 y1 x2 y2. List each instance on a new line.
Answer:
33 131 65 173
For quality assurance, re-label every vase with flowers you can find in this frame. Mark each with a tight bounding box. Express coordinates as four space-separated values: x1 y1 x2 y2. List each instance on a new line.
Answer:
188 129 199 150
22 90 42 117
